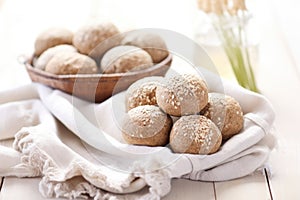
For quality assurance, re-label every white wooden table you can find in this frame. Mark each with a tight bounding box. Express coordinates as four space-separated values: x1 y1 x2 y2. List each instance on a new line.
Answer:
1 0 300 199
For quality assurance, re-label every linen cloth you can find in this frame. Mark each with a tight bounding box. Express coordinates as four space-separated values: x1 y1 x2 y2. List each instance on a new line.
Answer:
0 71 275 199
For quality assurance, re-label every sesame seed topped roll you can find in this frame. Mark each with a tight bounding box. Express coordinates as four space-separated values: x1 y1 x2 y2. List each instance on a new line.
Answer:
156 74 208 117
201 93 244 140
170 115 222 154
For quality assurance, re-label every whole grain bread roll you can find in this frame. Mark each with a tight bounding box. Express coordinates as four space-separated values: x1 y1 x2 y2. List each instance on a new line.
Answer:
170 115 222 154
34 28 73 56
73 22 120 55
201 93 244 140
121 31 168 63
156 74 208 116
35 44 77 70
45 52 97 75
125 76 165 111
100 45 153 73
122 105 172 146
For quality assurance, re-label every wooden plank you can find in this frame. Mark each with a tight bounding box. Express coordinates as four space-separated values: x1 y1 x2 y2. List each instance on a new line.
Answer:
267 141 300 200
0 140 11 196
0 140 12 195
0 177 215 200
0 177 64 200
214 173 271 200
0 138 13 194
0 140 62 200
0 177 3 192
0 139 12 147
256 1 300 199
164 179 215 200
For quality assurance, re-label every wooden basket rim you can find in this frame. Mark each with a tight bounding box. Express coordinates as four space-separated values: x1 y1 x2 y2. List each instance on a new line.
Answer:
25 53 173 81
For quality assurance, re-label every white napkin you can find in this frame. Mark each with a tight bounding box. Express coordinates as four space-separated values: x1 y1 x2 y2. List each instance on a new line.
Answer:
0 71 275 199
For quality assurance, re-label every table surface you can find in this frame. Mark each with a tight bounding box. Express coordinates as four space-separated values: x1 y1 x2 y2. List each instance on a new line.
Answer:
1 0 300 199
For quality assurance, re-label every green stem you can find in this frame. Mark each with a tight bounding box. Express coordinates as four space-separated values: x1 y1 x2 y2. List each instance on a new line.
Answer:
213 14 260 93
217 24 247 88
239 13 259 92
242 28 259 92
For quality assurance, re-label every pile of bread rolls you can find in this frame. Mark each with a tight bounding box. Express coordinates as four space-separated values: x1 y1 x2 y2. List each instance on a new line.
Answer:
33 22 169 75
122 74 244 155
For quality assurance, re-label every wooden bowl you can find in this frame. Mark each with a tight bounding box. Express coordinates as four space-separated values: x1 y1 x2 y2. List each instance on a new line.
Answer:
24 54 172 103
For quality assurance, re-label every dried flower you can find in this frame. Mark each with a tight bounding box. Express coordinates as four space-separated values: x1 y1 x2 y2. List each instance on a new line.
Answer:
197 0 259 92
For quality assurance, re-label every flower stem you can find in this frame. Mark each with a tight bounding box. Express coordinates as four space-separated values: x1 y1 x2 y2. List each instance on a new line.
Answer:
213 14 260 93
241 28 260 92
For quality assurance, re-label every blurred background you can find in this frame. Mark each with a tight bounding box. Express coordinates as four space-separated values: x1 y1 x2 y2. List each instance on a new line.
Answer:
0 0 196 90
0 0 299 90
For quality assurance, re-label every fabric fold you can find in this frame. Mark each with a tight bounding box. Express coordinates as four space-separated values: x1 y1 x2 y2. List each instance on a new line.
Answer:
12 125 172 199
0 69 276 199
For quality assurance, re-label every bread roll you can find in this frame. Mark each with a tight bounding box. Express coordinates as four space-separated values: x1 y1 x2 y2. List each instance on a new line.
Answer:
73 22 120 55
125 76 164 111
45 52 97 75
35 44 77 70
122 105 172 146
156 74 208 116
100 45 153 73
34 28 73 56
201 93 244 140
170 115 222 154
121 31 168 63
